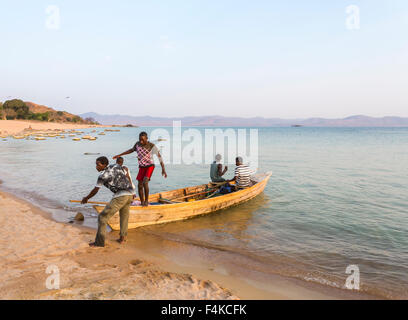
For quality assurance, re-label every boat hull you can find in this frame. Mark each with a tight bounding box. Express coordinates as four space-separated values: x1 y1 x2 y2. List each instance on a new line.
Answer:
93 173 271 230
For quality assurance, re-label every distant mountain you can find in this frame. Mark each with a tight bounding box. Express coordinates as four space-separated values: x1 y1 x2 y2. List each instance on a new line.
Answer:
80 112 408 127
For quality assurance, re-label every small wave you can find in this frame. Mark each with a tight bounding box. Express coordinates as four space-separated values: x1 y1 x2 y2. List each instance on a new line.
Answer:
304 276 342 289
141 229 407 299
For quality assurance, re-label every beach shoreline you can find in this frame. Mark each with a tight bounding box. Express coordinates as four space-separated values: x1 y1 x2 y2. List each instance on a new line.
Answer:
0 119 107 136
0 185 378 300
0 188 238 299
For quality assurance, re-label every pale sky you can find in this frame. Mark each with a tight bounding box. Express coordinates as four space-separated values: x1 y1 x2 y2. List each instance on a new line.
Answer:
1 0 407 118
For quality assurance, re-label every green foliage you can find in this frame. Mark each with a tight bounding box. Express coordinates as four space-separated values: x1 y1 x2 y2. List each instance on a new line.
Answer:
28 112 50 122
84 117 99 124
72 116 81 123
3 99 30 119
1 99 84 123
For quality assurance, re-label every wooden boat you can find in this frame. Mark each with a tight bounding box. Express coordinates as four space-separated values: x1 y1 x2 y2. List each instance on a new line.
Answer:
92 172 272 230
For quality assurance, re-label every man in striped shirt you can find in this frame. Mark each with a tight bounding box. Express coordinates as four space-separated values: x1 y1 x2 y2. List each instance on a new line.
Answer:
230 156 253 189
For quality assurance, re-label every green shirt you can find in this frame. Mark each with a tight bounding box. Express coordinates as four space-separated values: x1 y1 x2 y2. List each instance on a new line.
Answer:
210 161 226 182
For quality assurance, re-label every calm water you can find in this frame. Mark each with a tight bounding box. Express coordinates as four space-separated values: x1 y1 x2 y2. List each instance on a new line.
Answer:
1 127 407 298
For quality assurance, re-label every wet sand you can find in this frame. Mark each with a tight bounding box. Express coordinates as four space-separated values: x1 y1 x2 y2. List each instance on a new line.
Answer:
0 189 376 300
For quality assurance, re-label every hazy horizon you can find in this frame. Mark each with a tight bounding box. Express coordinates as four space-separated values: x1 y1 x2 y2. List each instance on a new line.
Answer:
80 111 408 120
1 1 408 118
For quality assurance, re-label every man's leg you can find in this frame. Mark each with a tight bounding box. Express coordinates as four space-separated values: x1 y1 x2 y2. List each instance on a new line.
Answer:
118 195 132 243
93 197 124 247
143 177 149 206
136 168 145 205
138 180 145 205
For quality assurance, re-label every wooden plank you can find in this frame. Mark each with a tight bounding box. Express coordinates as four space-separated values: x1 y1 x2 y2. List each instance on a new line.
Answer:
171 188 216 202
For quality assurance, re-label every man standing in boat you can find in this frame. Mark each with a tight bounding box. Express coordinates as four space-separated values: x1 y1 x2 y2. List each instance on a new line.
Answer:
113 131 167 206
81 156 135 247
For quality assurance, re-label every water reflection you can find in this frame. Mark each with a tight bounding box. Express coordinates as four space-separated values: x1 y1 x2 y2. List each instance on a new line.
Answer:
138 193 270 249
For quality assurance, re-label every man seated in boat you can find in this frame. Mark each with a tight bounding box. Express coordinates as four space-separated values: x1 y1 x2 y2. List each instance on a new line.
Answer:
81 156 135 247
229 156 254 190
210 154 228 183
113 131 167 207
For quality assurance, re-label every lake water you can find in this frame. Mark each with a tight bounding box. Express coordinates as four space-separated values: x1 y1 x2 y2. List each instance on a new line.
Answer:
1 126 407 299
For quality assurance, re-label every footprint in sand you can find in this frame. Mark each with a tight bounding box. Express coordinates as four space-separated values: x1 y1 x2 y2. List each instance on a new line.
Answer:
129 259 143 266
129 259 154 269
96 263 118 269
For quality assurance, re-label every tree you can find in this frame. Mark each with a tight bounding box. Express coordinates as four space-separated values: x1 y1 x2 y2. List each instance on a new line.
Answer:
39 112 50 121
72 116 81 123
5 109 17 120
26 111 50 122
0 102 4 120
3 99 30 119
84 117 99 124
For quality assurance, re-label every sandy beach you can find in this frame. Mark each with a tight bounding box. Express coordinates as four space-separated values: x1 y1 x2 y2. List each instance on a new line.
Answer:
0 120 105 136
0 187 377 300
0 190 240 300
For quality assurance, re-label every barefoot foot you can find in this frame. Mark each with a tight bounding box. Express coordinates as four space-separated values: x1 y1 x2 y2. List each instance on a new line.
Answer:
89 242 104 248
117 237 127 244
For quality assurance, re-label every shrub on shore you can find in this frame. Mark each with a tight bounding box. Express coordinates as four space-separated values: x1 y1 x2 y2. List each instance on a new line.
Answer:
2 99 30 120
0 102 4 120
1 99 99 124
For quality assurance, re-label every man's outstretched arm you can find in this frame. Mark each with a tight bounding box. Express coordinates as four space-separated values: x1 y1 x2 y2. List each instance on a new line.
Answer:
157 151 167 178
82 187 100 204
113 148 134 159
